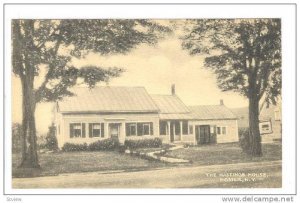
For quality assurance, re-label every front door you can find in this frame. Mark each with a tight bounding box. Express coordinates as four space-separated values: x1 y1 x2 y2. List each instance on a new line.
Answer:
109 123 121 139
196 125 211 144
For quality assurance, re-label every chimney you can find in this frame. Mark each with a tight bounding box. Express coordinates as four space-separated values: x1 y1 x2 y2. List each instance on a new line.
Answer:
220 99 224 105
171 84 176 95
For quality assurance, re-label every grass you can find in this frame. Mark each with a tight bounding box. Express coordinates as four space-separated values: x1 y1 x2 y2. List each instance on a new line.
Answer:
13 142 281 178
165 142 282 166
12 150 168 178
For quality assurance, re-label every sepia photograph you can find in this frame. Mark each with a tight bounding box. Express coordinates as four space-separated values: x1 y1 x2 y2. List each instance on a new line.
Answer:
10 18 283 189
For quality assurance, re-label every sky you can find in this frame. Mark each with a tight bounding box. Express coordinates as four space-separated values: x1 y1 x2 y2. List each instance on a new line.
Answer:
12 32 248 135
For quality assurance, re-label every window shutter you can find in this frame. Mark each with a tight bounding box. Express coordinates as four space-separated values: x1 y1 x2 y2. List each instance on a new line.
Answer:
82 123 86 138
150 122 153 135
70 124 74 138
126 123 130 136
101 123 104 137
89 124 92 138
137 123 143 136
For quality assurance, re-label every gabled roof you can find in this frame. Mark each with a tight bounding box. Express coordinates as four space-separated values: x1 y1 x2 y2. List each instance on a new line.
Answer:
58 86 160 113
150 94 192 120
150 94 190 114
189 105 237 120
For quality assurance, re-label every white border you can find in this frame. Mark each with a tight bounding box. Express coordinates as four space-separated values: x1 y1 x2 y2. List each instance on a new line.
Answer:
3 3 296 195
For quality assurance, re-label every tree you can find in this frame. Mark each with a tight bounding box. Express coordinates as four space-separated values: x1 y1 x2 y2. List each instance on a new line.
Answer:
45 123 58 151
181 19 281 156
12 19 171 168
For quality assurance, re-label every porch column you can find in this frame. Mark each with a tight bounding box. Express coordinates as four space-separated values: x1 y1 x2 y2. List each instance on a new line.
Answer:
180 121 183 141
105 123 109 138
167 121 171 142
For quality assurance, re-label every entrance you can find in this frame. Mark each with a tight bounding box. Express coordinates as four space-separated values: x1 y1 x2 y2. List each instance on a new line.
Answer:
195 125 211 144
109 123 121 139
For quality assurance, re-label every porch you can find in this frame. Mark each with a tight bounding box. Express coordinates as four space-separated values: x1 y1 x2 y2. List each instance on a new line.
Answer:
159 120 195 144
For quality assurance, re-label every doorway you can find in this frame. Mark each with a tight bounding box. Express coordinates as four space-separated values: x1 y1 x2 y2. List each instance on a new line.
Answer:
195 125 211 145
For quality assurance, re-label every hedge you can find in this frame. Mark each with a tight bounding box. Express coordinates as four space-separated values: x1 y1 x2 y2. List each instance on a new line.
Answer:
62 143 88 152
88 138 119 151
62 138 119 152
124 138 162 149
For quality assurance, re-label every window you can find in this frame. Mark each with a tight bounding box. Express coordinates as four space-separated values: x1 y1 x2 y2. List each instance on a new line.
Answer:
89 123 103 138
70 123 86 138
182 121 188 135
217 126 227 135
217 127 221 135
274 110 281 121
189 125 193 134
159 121 168 135
126 122 153 136
143 123 150 135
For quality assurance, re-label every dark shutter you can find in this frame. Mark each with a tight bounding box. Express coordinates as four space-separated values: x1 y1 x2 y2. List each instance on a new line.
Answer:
82 123 86 138
70 124 74 138
101 123 104 137
137 123 143 136
150 122 153 135
126 123 130 136
89 124 93 137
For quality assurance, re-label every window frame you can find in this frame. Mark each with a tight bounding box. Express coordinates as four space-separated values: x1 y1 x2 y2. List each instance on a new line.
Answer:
142 123 151 136
70 123 85 138
217 126 227 135
91 123 101 138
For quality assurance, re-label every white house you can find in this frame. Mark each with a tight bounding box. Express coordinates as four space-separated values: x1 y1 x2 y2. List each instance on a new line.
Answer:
54 86 238 148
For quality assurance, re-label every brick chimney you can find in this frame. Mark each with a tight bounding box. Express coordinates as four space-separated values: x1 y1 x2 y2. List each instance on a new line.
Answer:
171 84 176 95
220 99 224 105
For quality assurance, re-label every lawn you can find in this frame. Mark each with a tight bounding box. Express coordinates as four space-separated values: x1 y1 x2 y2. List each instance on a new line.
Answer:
13 142 281 178
12 151 168 178
165 142 282 166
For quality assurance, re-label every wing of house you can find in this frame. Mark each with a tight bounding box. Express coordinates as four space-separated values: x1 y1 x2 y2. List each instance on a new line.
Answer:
55 86 239 148
189 103 239 144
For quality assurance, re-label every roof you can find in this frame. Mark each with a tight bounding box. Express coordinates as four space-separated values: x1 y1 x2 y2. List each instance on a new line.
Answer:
150 94 191 120
58 86 160 113
189 105 237 120
150 94 190 114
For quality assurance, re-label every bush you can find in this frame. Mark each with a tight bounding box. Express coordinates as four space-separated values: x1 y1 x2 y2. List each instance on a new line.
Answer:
62 143 88 152
124 138 162 149
45 123 58 151
239 127 250 152
88 138 119 151
12 123 22 153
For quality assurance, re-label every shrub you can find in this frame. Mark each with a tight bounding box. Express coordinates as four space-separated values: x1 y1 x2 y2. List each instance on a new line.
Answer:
45 123 58 151
124 138 162 149
88 138 119 151
62 143 88 152
12 123 22 153
239 127 250 152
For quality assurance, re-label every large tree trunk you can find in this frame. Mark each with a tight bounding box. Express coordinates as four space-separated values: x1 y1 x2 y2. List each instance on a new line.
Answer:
248 95 262 156
19 77 40 168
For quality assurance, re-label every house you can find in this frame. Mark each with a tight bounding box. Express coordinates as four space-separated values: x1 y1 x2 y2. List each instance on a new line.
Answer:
231 101 282 143
259 102 282 142
54 86 239 148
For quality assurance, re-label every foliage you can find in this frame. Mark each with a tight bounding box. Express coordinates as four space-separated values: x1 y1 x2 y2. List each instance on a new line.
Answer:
62 143 88 152
88 138 119 151
44 123 58 151
124 138 162 149
181 19 281 156
239 127 250 153
182 19 281 105
12 19 171 167
12 123 22 153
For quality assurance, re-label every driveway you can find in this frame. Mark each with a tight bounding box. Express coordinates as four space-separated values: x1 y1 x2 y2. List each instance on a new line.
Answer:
12 160 281 189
